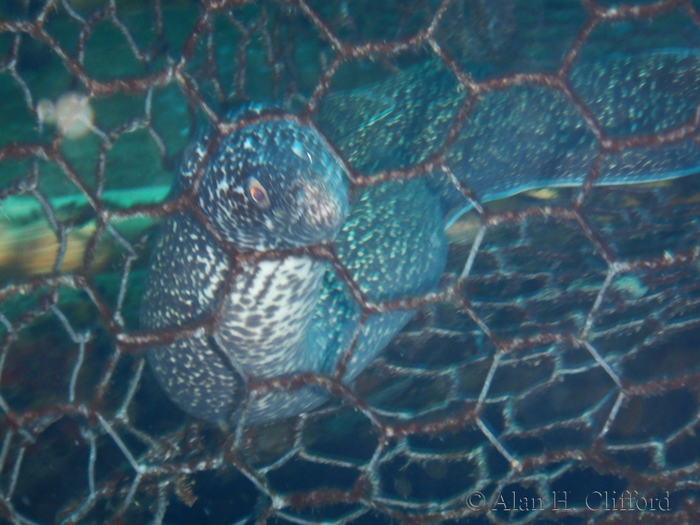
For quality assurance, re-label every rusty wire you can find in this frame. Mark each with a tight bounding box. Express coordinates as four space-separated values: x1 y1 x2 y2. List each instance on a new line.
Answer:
1 0 700 523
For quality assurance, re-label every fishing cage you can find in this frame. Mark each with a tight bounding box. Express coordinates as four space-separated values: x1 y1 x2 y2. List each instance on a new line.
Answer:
0 0 700 523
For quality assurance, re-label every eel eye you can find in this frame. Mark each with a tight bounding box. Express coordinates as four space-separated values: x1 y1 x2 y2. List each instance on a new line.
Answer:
248 178 271 209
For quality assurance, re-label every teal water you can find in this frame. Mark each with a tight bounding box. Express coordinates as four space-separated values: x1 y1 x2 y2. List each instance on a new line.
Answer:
1 1 700 524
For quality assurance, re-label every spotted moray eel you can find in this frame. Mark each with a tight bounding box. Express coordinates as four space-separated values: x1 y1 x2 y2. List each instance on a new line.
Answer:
141 50 700 425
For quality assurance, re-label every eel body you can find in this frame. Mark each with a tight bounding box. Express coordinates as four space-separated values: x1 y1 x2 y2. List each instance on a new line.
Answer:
141 50 700 425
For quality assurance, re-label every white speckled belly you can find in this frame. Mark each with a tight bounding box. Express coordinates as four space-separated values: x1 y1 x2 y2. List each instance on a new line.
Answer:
216 256 326 378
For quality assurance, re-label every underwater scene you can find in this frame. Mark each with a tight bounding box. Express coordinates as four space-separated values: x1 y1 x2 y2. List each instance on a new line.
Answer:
1 0 700 523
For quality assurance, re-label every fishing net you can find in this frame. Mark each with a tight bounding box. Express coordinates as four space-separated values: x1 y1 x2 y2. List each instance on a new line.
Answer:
1 0 700 523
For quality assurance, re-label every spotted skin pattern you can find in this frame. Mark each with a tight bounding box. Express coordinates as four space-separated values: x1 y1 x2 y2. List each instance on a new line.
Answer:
320 51 700 218
142 50 700 425
141 108 447 424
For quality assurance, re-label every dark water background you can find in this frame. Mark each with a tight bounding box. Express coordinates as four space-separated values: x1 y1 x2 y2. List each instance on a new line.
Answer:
1 1 700 524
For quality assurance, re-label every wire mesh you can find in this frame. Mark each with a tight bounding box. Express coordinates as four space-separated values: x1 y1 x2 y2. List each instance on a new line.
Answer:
1 0 700 524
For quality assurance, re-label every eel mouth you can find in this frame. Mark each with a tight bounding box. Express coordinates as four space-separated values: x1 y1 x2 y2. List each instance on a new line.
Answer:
302 178 347 230
284 176 349 247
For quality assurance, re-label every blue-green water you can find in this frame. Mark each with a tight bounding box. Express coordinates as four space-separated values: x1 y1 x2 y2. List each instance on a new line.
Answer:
1 1 700 524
